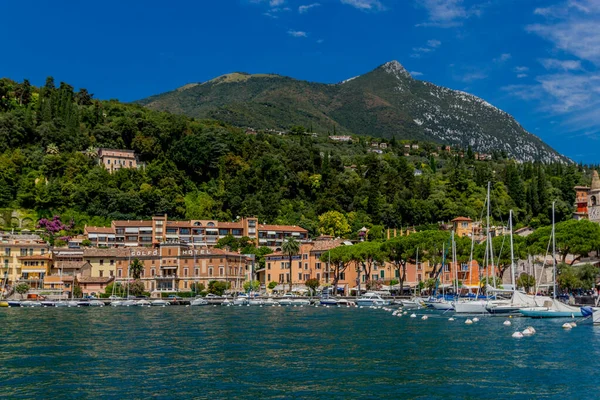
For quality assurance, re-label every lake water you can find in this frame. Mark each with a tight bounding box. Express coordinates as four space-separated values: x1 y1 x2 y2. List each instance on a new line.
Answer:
1 306 598 399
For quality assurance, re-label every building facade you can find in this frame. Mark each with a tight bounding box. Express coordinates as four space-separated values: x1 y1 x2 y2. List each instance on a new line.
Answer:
84 215 309 250
97 148 138 173
572 171 600 221
0 232 50 289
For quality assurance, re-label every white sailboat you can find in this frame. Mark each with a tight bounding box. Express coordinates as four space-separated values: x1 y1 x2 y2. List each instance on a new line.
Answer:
519 202 583 318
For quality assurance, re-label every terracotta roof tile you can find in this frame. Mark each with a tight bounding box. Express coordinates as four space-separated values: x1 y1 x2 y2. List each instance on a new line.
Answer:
258 224 307 233
84 226 114 234
112 220 153 227
78 276 115 284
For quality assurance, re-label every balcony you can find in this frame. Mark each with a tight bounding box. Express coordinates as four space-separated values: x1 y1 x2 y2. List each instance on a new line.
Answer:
154 275 178 280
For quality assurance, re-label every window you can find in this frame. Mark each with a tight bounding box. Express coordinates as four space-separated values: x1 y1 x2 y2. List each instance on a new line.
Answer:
315 262 321 270
298 273 302 281
110 270 114 277
184 281 188 289
267 263 271 270
316 273 320 280
151 268 155 277
4 248 9 256
298 261 302 269
117 269 122 277
219 229 229 236
380 271 385 279
184 268 188 277
268 274 271 281
303 254 308 260
100 259 104 266
20 248 27 256
219 267 224 276
395 270 400 278
110 259 114 266
194 268 199 276
340 272 345 280
99 270 103 277
418 274 422 281
207 222 215 227
41 249 45 255
462 222 468 228
209 267 213 277
304 263 308 270
29 248 33 256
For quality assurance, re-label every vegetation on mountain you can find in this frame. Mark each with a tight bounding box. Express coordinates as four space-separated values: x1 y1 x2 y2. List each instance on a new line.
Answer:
0 76 595 243
138 61 565 163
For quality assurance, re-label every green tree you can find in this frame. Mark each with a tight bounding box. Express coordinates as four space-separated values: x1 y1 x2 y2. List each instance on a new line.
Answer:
318 211 350 237
208 280 230 296
557 263 581 293
516 273 536 293
320 245 352 294
305 278 320 296
268 281 278 290
129 280 145 296
243 280 260 292
282 237 301 292
15 282 30 298
527 219 600 265
577 263 599 290
73 285 83 298
129 258 144 280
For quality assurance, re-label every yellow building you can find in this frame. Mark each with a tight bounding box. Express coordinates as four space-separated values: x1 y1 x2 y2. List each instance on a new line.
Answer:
0 233 50 288
451 217 473 237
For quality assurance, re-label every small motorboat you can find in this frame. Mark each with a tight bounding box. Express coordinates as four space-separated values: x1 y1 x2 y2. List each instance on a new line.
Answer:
263 298 279 306
112 299 137 307
355 292 390 307
88 300 105 307
320 296 339 306
248 298 264 306
151 299 170 306
21 301 42 307
336 299 356 307
400 297 423 309
7 301 21 307
40 301 56 307
135 299 152 306
190 298 209 306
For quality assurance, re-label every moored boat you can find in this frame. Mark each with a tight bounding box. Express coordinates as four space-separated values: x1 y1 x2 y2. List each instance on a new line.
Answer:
356 292 390 307
152 299 170 306
190 297 209 306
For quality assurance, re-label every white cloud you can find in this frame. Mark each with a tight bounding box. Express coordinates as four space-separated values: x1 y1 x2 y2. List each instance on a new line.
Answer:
493 53 512 63
270 0 285 5
459 71 487 82
288 30 308 38
527 0 600 65
411 71 424 77
514 66 529 73
517 74 528 78
416 0 480 27
340 0 385 12
427 39 441 48
410 39 441 58
299 3 320 13
540 58 583 71
316 39 325 44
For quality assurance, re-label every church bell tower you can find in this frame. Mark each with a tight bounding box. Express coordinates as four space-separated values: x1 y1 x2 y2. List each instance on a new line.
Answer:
588 171 600 222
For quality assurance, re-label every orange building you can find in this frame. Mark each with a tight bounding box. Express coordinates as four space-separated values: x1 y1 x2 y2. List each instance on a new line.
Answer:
84 215 309 250
451 217 473 237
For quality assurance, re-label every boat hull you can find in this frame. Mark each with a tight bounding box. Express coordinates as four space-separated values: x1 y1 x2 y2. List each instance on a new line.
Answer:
430 302 454 311
594 309 600 325
519 308 582 318
453 301 489 314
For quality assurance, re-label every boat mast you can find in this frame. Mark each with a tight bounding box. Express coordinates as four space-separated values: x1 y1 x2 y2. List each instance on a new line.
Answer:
509 209 515 293
486 181 491 293
415 247 419 296
552 201 556 300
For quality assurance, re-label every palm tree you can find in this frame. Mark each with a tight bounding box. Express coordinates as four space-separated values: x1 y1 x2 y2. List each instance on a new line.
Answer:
46 143 59 155
130 258 144 280
282 237 300 293
84 146 98 159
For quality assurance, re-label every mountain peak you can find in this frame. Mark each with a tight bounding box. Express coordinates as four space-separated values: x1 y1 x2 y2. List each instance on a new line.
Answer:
381 60 411 79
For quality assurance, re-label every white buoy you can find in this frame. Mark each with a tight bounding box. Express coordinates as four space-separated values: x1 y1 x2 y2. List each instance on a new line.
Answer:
465 319 473 325
448 317 455 321
421 315 428 320
522 328 533 336
512 331 524 338
527 326 536 333
410 313 417 318
403 311 408 315
570 322 577 328
562 323 572 329
472 317 479 322
397 314 402 317
503 320 511 326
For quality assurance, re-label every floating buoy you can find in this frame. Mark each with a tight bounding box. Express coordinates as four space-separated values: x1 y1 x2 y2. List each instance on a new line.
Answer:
503 320 511 326
397 313 402 317
562 323 572 329
465 319 473 325
522 328 533 336
448 317 455 321
421 315 428 320
527 326 536 333
472 317 479 322
403 311 408 315
512 332 524 338
410 313 417 318
570 322 577 328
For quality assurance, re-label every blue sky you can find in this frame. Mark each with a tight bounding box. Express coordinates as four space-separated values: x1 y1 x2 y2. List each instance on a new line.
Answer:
1 0 599 162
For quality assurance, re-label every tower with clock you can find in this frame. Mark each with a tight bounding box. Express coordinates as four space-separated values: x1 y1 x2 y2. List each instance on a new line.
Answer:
588 171 600 222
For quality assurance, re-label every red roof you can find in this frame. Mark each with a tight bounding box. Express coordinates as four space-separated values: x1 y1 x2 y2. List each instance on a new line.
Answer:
451 217 473 222
258 224 307 233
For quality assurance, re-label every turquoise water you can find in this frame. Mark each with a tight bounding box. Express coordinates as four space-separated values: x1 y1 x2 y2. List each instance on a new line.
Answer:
1 306 598 399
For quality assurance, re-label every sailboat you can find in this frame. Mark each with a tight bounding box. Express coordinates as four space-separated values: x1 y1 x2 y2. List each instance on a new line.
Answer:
454 182 494 314
112 257 136 307
430 234 455 311
519 202 583 318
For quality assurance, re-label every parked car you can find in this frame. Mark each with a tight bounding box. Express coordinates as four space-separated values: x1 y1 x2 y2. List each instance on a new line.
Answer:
205 293 220 298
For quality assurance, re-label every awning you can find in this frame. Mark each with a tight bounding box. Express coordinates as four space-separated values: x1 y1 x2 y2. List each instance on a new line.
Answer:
124 243 138 247
160 265 178 269
22 269 46 273
267 231 276 235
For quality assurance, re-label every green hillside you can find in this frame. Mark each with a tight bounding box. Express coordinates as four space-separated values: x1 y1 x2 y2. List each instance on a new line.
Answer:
0 76 589 237
137 61 566 163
